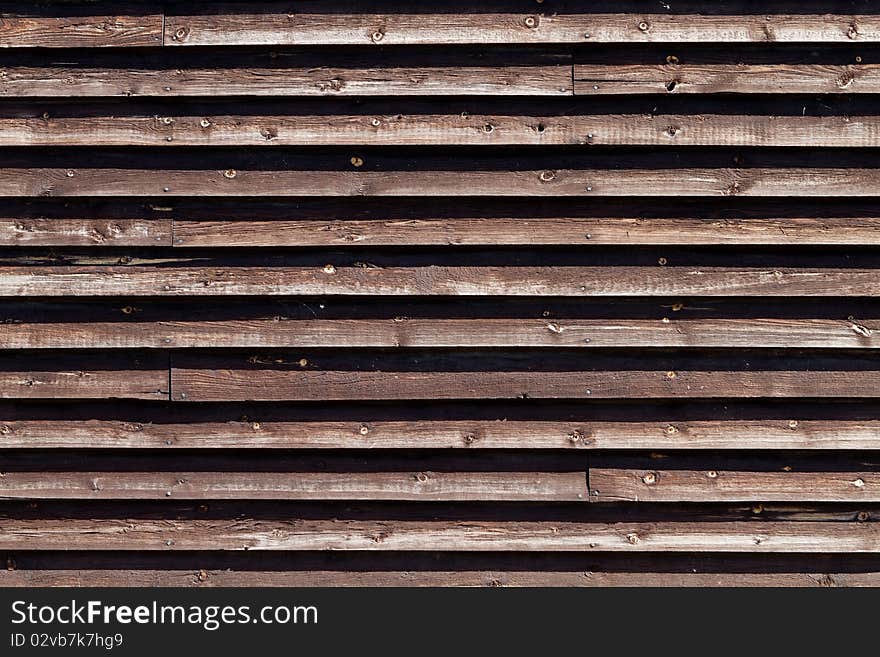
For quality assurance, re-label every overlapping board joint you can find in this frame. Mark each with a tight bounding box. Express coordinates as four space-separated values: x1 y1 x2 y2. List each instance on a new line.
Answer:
2 1 880 586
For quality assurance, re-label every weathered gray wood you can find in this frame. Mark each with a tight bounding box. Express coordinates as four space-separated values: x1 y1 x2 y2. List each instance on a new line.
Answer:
0 168 877 197
172 369 880 401
1 419 876 450
2 266 877 297
172 217 880 247
3 569 876 587
0 471 586 502
5 114 880 147
0 66 571 97
575 64 880 94
165 13 880 46
0 218 170 246
0 519 876 552
5 318 878 349
590 469 880 502
0 14 163 47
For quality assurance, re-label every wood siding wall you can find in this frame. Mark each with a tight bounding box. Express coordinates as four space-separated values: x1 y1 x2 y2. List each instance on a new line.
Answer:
2 1 880 587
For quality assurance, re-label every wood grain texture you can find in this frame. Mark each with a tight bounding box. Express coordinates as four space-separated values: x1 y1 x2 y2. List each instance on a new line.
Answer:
1 519 877 552
6 113 880 147
0 66 571 97
173 217 880 247
0 370 167 400
0 168 877 197
5 318 879 349
4 569 878 587
2 266 877 297
0 14 163 47
575 64 880 94
0 218 170 246
0 471 586 502
164 13 880 46
591 469 880 502
172 368 880 402
0 419 876 450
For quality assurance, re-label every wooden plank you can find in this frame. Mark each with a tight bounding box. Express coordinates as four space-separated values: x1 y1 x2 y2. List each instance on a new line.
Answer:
591 469 880 502
165 13 880 46
173 217 880 247
4 569 878 587
172 369 880 401
0 471 585 502
0 419 876 450
2 266 877 297
5 318 879 349
6 114 880 148
575 64 880 94
0 356 168 401
0 370 167 400
0 519 877 552
1 168 879 197
0 218 171 246
0 14 163 48
0 66 571 97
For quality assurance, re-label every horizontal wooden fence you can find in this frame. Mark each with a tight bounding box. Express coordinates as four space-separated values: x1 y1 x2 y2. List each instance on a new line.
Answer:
2 1 880 586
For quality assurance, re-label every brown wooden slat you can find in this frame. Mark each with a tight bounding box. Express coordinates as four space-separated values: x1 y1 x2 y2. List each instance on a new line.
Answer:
172 369 880 402
575 64 880 94
0 168 877 197
0 370 168 400
0 218 171 246
1 519 876 552
3 569 877 587
172 217 880 247
0 66 571 97
5 318 879 349
6 167 880 197
590 469 880 502
1 419 876 450
5 114 880 147
0 14 163 48
2 266 877 297
165 13 880 46
0 356 168 401
0 472 585 502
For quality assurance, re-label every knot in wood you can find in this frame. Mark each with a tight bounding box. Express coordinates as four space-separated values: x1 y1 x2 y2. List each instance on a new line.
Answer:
223 169 237 179
322 264 336 274
371 30 385 42
359 424 370 435
626 533 640 544
524 16 539 29
638 21 650 31
539 170 556 182
173 27 189 41
642 472 657 485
